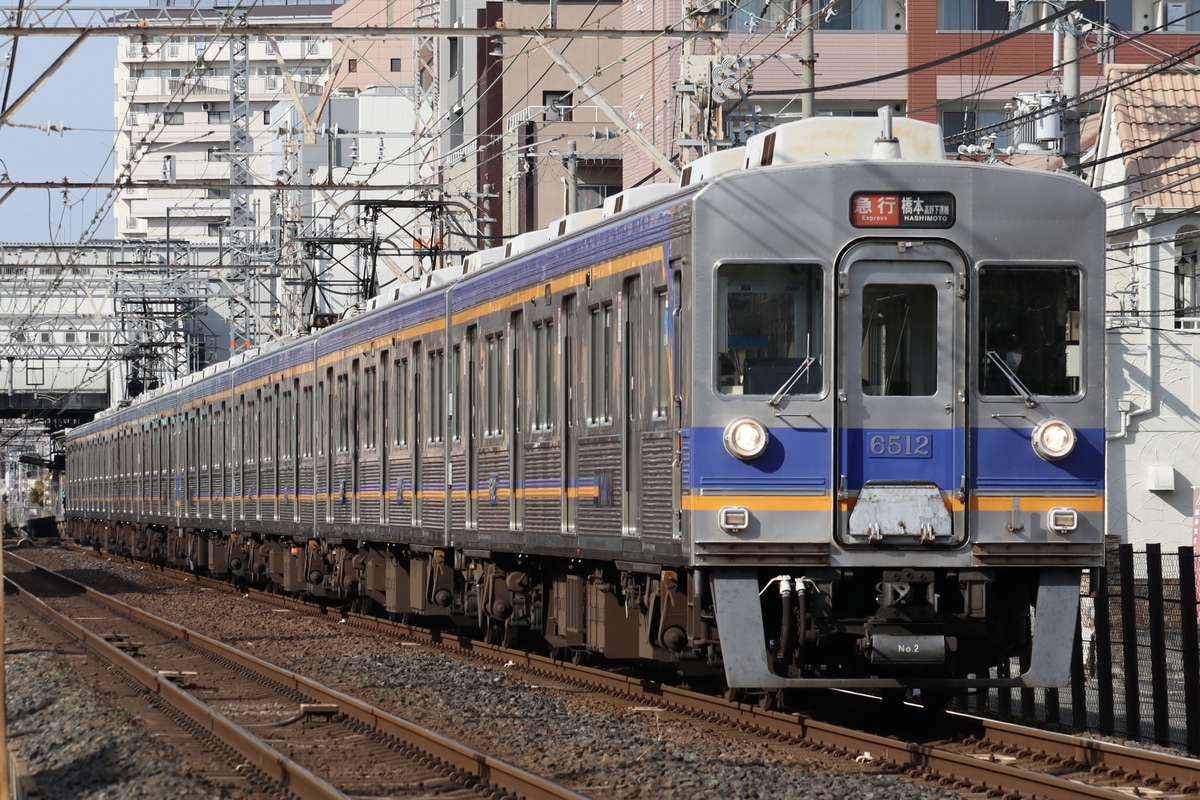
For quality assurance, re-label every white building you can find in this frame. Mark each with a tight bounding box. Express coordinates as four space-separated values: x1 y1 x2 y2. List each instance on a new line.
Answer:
113 3 343 243
1093 65 1200 550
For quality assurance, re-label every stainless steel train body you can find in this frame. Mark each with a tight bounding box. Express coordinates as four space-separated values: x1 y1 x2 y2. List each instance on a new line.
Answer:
65 117 1106 691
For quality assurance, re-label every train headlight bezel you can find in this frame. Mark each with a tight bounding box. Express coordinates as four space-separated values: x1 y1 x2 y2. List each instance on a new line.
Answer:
723 417 769 460
1031 418 1077 462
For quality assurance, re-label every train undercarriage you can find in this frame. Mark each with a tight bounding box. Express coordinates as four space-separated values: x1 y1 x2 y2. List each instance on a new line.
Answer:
70 519 1057 689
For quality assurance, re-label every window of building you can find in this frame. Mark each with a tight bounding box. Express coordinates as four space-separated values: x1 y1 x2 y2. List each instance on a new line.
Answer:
389 58 403 73
162 110 183 125
938 0 1010 30
817 0 888 29
544 91 572 122
347 58 358 73
1012 0 1133 32
208 110 230 124
941 109 1011 153
577 184 621 212
262 109 271 126
1176 246 1200 327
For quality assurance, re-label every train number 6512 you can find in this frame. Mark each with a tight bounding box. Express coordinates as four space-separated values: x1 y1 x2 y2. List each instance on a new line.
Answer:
868 433 932 458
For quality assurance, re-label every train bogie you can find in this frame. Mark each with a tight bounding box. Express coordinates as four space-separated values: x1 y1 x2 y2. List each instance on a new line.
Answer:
65 113 1105 693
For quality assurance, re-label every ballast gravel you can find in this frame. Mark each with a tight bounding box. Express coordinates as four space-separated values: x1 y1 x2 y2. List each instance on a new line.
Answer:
5 543 967 800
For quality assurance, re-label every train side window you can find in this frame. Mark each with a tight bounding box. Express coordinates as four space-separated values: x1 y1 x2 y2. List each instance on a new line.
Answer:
861 284 937 396
588 303 613 423
716 263 823 395
484 332 505 436
978 265 1081 397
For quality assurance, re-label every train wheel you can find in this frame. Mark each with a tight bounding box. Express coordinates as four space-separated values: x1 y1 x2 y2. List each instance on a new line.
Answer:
570 648 589 666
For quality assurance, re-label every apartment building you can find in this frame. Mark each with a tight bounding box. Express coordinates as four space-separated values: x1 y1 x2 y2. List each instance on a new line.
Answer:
113 2 344 242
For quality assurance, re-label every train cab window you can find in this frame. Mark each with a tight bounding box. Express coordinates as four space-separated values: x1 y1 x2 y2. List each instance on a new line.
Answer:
717 263 822 395
978 266 1082 398
861 284 937 396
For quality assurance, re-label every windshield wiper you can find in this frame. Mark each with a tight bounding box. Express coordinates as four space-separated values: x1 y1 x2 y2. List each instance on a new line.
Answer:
986 350 1038 408
766 356 816 407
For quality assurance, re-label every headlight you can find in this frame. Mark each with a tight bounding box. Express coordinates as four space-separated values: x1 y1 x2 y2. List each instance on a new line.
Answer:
1031 418 1076 462
723 417 769 460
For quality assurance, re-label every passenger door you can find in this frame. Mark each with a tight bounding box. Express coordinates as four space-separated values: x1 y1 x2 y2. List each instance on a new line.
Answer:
836 242 966 548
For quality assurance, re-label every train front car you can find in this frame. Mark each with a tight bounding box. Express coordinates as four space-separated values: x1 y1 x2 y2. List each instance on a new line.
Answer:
693 117 1106 692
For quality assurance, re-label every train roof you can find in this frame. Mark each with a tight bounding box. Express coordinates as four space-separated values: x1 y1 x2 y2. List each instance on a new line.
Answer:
71 111 965 440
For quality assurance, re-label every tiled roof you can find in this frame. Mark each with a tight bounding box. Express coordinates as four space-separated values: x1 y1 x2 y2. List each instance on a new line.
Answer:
1106 65 1200 210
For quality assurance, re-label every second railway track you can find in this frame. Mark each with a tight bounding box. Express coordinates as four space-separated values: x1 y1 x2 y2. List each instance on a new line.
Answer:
4 549 589 800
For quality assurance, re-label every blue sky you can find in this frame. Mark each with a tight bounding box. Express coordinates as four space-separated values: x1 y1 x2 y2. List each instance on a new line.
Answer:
0 33 117 243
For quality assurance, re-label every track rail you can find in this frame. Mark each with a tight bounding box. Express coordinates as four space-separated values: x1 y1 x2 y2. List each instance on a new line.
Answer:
50 545 1200 800
5 550 590 800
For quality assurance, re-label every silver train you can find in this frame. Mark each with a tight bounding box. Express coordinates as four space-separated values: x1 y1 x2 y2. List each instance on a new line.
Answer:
65 113 1106 692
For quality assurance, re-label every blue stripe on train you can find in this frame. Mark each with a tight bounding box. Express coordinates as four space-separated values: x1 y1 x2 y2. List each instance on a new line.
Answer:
682 426 1104 491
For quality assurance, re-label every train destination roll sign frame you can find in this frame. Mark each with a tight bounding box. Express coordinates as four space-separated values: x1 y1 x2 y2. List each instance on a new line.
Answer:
850 191 955 228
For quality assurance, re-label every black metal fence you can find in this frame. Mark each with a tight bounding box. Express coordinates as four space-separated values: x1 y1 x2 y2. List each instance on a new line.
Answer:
954 544 1200 755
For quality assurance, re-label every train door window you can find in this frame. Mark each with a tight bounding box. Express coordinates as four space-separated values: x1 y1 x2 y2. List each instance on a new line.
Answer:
317 376 327 456
861 284 937 396
589 303 613 424
337 373 350 452
428 349 445 443
717 263 823 395
653 288 670 419
301 386 313 457
394 357 409 445
484 332 504 436
363 364 377 451
451 344 462 442
280 390 291 463
533 318 555 431
978 266 1082 397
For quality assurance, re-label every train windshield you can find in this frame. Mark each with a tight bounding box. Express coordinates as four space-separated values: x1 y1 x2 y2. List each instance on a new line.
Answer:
978 265 1082 397
717 263 823 395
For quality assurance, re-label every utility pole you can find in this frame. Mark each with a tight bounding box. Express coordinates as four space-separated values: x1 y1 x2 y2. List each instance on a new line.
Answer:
800 0 814 118
565 141 578 215
1061 13 1080 170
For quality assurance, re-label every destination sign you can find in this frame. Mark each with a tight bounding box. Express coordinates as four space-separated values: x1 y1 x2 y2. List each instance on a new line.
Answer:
850 191 955 228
